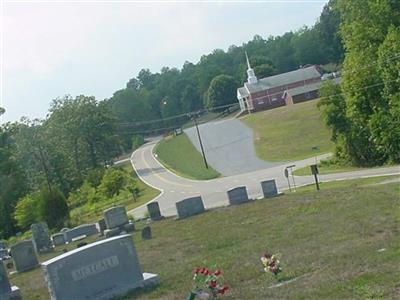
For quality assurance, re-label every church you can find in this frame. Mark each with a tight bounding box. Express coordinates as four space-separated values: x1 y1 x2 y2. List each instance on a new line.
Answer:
237 53 335 113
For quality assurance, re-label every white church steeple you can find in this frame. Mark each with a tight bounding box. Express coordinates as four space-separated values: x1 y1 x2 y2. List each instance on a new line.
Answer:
245 52 258 84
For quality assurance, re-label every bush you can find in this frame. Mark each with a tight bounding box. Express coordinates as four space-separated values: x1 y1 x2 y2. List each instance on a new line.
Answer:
14 193 41 230
40 188 69 229
97 168 127 198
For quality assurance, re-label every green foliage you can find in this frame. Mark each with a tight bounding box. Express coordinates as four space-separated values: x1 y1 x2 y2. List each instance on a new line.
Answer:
319 0 400 166
0 123 28 239
14 194 41 230
131 135 145 151
97 168 127 198
253 64 276 78
205 75 237 111
67 180 99 209
40 187 69 229
0 107 4 116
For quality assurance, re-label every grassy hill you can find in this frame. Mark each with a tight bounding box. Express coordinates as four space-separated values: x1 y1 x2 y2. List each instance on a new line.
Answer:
9 176 400 299
241 99 334 161
154 133 220 180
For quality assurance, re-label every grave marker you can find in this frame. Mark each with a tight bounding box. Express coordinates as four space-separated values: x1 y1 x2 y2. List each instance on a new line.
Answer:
146 202 163 221
227 186 250 205
175 196 205 219
41 235 159 300
31 222 52 254
0 261 21 299
141 227 152 240
10 240 39 272
51 234 65 247
261 180 278 198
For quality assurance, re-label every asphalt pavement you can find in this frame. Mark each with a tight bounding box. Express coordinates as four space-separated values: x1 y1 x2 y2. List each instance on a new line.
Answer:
184 118 278 176
128 138 400 219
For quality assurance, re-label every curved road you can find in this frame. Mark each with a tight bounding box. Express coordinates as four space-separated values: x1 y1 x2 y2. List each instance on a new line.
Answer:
128 139 400 219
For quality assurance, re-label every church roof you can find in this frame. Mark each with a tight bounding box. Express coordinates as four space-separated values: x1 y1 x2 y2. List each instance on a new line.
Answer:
286 76 341 97
243 65 321 94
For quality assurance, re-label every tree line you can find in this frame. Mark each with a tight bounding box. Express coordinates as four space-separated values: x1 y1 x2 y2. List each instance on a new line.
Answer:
0 1 345 239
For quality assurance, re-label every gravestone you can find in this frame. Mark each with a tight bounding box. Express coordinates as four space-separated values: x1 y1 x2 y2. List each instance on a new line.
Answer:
63 224 98 243
0 261 21 300
31 222 53 254
97 219 107 236
146 202 163 221
103 206 134 237
175 196 205 219
41 235 159 300
10 240 39 272
261 180 278 198
51 234 66 247
0 241 6 249
104 206 129 229
141 227 152 240
0 249 9 259
227 186 250 205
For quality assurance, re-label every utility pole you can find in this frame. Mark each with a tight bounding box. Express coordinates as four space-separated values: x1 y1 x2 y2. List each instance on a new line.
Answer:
191 114 209 169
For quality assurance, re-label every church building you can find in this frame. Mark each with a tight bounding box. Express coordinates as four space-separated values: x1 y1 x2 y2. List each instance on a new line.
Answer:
237 53 326 113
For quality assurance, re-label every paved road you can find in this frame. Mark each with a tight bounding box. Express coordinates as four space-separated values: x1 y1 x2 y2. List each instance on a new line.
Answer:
184 118 277 176
128 139 400 219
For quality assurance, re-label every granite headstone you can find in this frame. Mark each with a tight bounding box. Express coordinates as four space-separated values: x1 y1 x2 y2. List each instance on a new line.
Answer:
0 261 21 299
146 202 163 221
31 222 52 253
10 240 39 272
227 186 250 205
63 224 98 243
141 227 152 240
51 234 66 247
261 180 278 198
97 219 107 236
104 206 129 229
41 235 159 300
175 196 205 219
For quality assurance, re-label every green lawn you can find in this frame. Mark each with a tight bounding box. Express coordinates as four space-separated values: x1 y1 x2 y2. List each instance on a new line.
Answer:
241 99 334 161
9 176 400 299
154 133 220 180
293 160 362 176
69 161 160 225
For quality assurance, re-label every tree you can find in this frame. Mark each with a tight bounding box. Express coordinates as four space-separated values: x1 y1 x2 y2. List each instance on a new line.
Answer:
315 0 344 63
205 75 237 111
0 123 28 238
320 0 400 166
253 64 276 79
14 194 41 230
0 107 5 116
97 168 127 198
39 187 69 229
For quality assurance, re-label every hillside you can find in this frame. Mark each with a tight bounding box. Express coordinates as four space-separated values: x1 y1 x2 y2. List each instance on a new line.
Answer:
242 99 334 161
9 176 400 299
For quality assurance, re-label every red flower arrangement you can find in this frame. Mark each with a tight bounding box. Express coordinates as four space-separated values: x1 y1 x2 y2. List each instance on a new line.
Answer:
189 267 229 299
261 252 282 276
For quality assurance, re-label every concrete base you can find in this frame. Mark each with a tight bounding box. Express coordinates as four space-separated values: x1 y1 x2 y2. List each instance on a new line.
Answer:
1 286 22 300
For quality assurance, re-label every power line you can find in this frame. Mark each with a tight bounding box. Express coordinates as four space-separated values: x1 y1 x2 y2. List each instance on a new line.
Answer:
116 52 400 128
117 77 398 137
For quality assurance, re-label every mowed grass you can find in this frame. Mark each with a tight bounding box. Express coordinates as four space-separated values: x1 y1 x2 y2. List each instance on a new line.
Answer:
10 176 400 299
69 161 160 224
154 133 220 180
241 99 334 161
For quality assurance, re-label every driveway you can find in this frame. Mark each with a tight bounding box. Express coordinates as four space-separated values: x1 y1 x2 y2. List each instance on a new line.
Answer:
184 118 278 176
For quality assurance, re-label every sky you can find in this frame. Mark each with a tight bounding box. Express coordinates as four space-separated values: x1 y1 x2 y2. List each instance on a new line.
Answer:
1 0 328 123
